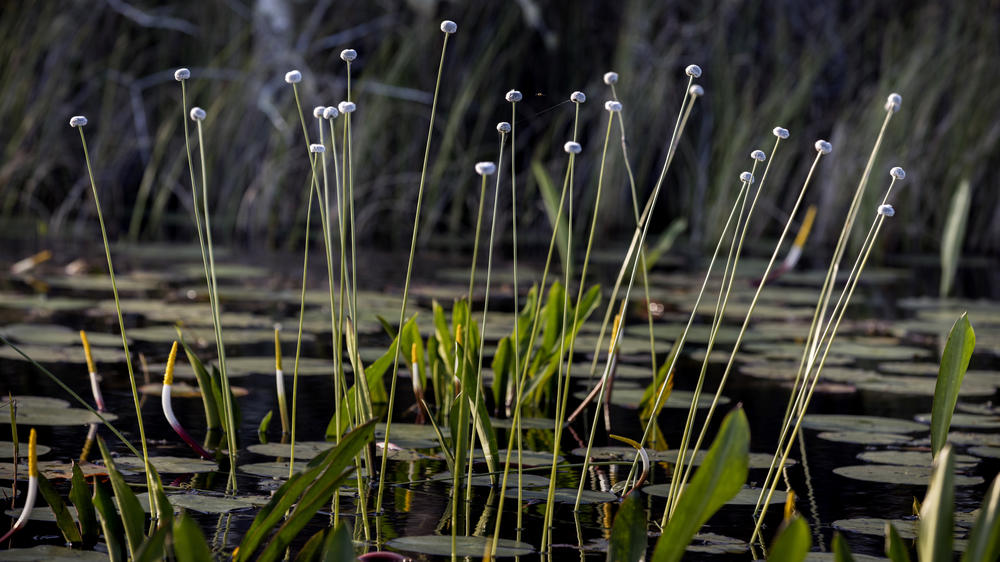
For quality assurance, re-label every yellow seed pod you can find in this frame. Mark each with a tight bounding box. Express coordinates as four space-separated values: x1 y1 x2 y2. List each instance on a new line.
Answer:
783 489 797 522
28 428 38 477
410 342 418 365
455 324 463 346
609 313 622 354
793 205 817 248
274 328 283 371
80 331 96 374
164 341 179 385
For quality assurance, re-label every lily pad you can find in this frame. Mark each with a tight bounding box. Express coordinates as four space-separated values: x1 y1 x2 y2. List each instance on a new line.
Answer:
856 450 979 469
133 492 268 514
833 464 983 486
0 544 107 561
854 375 997 397
833 517 971 551
42 274 162 293
816 432 913 445
468 449 561 466
642 485 786 505
180 263 270 279
571 388 729 410
913 412 1000 429
430 472 550 488
386 535 533 557
804 554 889 561
686 533 749 554
246 441 333 460
801 415 926 434
489 417 553 429
0 344 126 365
503 487 617 504
140 381 249 398
127 326 313 346
5 505 79 522
113 456 217 474
967 446 1000 459
0 293 94 312
909 432 1000 447
571 447 794 469
0 324 123 347
0 396 118 426
222 356 335 377
0 440 51 458
239 461 307 478
877 362 939 376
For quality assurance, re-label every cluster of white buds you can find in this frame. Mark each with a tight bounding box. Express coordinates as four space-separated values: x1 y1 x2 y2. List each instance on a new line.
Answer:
890 166 906 180
686 64 702 78
284 70 302 84
564 141 582 154
751 149 766 162
174 67 190 81
603 72 618 85
309 144 325 153
313 106 326 119
885 93 902 113
323 106 339 120
190 107 206 121
440 20 458 34
570 91 586 103
505 90 522 103
475 162 497 176
497 121 511 134
877 204 895 217
814 140 832 154
740 171 755 183
340 49 357 62
773 127 790 139
689 84 704 97
605 100 623 112
338 101 356 114
69 115 88 128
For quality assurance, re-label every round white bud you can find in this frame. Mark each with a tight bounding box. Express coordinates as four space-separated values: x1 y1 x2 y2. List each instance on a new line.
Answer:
309 144 325 153
885 93 902 113
751 149 766 162
877 204 895 217
890 166 906 180
69 115 88 128
689 84 704 97
189 107 206 121
323 106 339 120
440 20 457 34
814 140 832 154
340 49 357 62
475 161 496 176
740 171 755 184
174 68 190 81
505 90 522 103
313 106 326 119
605 100 623 112
603 71 619 85
570 91 586 103
773 127 790 139
564 141 582 154
497 121 511 134
338 101 356 114
284 70 302 84
685 64 702 78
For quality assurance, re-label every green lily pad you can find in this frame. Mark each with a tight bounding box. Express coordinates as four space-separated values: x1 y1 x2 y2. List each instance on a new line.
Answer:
686 533 749 554
2 396 70 409
0 344 126 365
571 388 729 410
430 472 550 488
816 432 913 445
503 487 617 504
0 324 123 347
42 274 162 293
642 485 786 505
468 449 561 466
113 456 217 474
956 403 1000 416
139 381 249 398
376 423 449 440
488 417 553 429
909 432 1000 447
856 450 979 469
571 447 794 469
223 356 334 377
854 375 997 397
246 441 334 460
801 415 926 434
180 263 271 279
877 362 939 376
833 464 983 486
833 517 971 552
386 535 533 557
967 446 1000 459
0 544 107 560
804 554 889 562
4 505 78 523
0 293 94 312
127 326 313 346
914 412 1000 429
0 396 118 426
0 440 51 458
133 492 268 514
239 461 307 478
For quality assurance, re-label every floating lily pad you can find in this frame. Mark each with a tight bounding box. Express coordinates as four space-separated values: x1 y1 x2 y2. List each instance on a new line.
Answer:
179 263 270 279
967 446 1000 459
642 485 786 505
686 533 749 554
0 440 51 458
914 412 1000 429
34 461 108 479
113 456 217 474
0 344 126 365
5 505 79 522
1 396 70 409
466 449 561 466
0 396 118 426
0 544 107 560
239 461 307 478
571 388 729 410
854 375 997 397
956 402 1000 416
127 326 312 346
0 293 94 312
571 447 794 469
223 356 335 377
0 324 123 347
139 381 249 398
42 274 162 293
246 441 333 460
833 464 983 486
856 450 979 469
909 432 1000 447
503 487 617 504
801 415 926 434
833 517 971 549
386 535 533 557
133 492 268 514
489 417 553 429
816 432 913 445
877 362 939 376
430 472 550 488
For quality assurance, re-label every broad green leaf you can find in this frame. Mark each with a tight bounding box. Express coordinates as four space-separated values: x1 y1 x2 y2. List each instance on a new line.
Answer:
651 407 749 562
931 313 975 457
69 462 98 544
645 218 687 270
133 523 167 562
461 356 498 482
962 474 1000 562
885 522 912 562
178 335 221 430
320 520 355 561
940 178 971 297
36 471 83 543
918 445 955 562
640 343 678 419
294 529 327 562
257 410 272 443
97 438 145 557
533 159 569 267
832 532 856 562
92 479 126 562
768 516 811 562
491 337 513 413
172 513 214 560
607 494 647 562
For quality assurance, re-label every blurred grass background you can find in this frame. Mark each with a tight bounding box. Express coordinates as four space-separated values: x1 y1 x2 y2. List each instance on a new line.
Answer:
1 0 997 258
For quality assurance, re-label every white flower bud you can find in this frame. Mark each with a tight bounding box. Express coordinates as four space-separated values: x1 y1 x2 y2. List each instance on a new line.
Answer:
284 70 302 84
605 100 623 112
751 150 766 162
815 140 832 154
885 93 902 113
890 166 905 180
505 90 522 103
603 72 619 85
189 107 206 121
174 68 190 81
740 171 754 184
338 101 356 114
570 91 586 103
313 106 326 119
496 121 511 134
340 49 357 62
773 127 790 139
440 20 457 34
877 204 895 217
685 64 702 78
323 106 339 120
475 161 496 176
309 144 325 153
564 141 582 154
69 115 88 128
689 84 704 97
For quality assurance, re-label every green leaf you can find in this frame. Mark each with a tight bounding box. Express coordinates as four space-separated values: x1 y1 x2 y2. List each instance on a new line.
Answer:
940 178 971 297
321 520 355 561
258 410 273 444
768 517 811 562
178 335 221 430
461 354 498 482
644 218 687 271
963 474 1000 562
918 444 955 562
491 337 512 413
533 159 569 267
640 343 678 420
69 461 98 544
36 471 83 543
92 479 126 562
651 407 749 562
295 529 327 562
97 437 145 557
931 313 975 457
172 512 214 560
133 523 168 562
832 532 856 562
607 494 647 562
885 522 912 562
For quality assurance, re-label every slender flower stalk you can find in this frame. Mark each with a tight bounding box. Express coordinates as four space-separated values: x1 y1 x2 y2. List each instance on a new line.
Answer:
79 331 105 412
0 429 37 543
274 328 289 435
162 341 213 460
377 21 455 513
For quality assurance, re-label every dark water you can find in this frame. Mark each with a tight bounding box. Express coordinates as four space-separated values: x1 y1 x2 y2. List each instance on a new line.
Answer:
0 242 997 560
